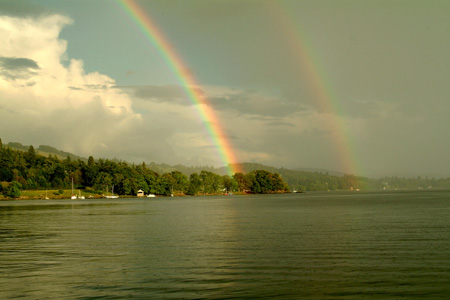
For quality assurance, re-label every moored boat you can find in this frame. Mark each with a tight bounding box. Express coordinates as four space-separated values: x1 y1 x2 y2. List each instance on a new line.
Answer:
71 178 76 199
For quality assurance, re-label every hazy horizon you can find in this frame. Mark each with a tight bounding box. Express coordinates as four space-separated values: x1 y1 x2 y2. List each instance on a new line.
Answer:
3 138 449 180
1 0 449 178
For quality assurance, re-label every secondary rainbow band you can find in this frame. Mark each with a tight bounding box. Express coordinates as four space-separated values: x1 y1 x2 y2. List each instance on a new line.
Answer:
269 3 361 176
116 0 241 175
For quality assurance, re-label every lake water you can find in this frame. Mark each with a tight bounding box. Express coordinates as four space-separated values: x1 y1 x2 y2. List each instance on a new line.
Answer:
1 190 450 299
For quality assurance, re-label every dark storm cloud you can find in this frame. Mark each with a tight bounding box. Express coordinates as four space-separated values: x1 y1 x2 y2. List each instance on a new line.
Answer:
122 84 308 119
208 90 306 118
84 84 110 90
0 57 40 71
118 85 204 106
0 56 40 80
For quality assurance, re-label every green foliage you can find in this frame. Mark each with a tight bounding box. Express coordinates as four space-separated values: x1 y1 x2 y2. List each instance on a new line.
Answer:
187 173 201 195
243 170 288 194
170 171 189 193
6 181 22 198
222 175 237 193
233 172 249 192
2 138 450 197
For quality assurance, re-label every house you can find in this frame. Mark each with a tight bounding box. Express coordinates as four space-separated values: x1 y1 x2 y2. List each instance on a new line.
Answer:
137 189 144 197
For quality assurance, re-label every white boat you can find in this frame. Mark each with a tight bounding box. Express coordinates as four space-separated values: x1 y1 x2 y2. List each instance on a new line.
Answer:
71 178 77 199
104 185 119 199
147 194 156 198
44 190 49 200
78 190 85 199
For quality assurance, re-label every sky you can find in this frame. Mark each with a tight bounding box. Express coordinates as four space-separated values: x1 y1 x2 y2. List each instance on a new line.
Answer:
1 0 449 178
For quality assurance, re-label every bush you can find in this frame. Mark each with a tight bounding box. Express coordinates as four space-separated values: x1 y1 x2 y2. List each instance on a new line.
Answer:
6 181 22 198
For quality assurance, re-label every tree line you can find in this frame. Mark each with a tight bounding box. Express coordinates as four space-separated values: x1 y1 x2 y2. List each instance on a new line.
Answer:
236 163 450 192
0 140 288 198
2 138 450 198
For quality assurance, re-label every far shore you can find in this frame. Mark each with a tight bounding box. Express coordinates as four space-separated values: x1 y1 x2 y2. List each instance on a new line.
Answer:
0 189 292 201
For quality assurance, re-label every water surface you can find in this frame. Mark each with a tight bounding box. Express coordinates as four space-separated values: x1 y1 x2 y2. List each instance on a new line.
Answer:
1 190 450 299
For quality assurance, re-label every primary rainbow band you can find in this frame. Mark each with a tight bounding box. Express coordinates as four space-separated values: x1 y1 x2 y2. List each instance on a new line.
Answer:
117 0 241 175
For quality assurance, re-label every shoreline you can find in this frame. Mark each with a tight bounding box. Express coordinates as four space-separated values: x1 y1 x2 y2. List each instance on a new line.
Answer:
0 190 292 201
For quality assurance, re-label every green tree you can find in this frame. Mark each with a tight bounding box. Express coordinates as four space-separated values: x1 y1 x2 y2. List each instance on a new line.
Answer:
94 172 113 193
187 173 201 195
155 176 171 196
82 156 98 187
25 145 37 167
134 175 149 195
233 172 251 192
6 181 22 198
222 175 237 193
88 156 95 167
210 172 223 193
120 178 132 195
170 171 188 194
245 170 289 193
199 170 216 194
0 165 13 181
144 171 159 194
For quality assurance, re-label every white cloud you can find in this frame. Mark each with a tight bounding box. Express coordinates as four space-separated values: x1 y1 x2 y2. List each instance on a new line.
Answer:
3 9 447 177
0 13 382 174
0 14 142 158
0 12 368 172
0 14 252 166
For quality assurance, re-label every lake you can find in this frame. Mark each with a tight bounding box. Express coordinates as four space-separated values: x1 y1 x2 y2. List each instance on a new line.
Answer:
1 190 450 299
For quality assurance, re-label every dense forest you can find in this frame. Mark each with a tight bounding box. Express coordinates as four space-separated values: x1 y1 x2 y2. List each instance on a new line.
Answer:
0 139 288 198
1 138 450 199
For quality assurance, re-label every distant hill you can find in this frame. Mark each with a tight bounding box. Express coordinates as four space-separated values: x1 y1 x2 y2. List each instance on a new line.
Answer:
6 142 86 162
5 139 449 191
223 162 285 175
3 140 351 188
292 167 345 177
146 162 225 177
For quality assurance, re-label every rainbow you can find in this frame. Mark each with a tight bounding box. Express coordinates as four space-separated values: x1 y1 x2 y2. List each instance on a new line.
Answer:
116 0 241 175
268 3 362 176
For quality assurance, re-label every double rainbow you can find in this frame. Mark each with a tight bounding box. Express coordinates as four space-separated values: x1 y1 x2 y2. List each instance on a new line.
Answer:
116 0 241 175
117 1 361 177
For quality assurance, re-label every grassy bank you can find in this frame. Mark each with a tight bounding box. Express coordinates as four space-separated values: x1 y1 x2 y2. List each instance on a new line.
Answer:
0 189 276 200
1 188 102 200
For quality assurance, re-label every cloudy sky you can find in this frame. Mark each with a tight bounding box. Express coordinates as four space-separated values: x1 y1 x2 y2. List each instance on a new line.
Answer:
1 0 449 178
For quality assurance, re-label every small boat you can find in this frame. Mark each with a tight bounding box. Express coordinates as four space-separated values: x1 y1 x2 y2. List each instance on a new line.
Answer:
104 185 119 199
147 194 156 198
44 190 49 200
78 190 85 199
71 178 77 199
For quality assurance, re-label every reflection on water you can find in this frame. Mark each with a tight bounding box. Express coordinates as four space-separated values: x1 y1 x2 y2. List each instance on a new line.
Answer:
1 191 450 299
